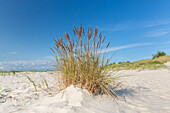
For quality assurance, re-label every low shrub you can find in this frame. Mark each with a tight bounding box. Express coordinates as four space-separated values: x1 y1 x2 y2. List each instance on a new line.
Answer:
152 51 166 59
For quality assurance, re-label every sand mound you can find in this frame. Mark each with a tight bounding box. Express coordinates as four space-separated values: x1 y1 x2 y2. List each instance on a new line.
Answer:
23 85 114 113
58 85 89 107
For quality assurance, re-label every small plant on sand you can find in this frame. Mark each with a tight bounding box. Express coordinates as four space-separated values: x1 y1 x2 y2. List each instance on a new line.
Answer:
50 25 119 98
0 87 1 96
25 75 37 91
25 75 49 91
41 75 49 89
152 51 166 59
12 70 15 75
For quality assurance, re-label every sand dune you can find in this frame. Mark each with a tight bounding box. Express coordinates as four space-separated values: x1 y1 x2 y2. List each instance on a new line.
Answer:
0 68 170 113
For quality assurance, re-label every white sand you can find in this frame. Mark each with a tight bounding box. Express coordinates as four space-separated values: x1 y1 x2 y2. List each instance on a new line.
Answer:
165 62 170 67
0 68 170 113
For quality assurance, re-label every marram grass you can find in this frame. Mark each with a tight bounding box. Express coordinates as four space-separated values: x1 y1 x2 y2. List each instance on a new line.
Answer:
50 25 119 98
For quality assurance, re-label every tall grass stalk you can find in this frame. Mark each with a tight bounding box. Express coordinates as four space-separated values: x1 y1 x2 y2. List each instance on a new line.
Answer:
41 75 49 89
50 25 118 97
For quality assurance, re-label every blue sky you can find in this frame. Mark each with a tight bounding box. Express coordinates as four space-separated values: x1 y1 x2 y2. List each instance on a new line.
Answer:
0 0 170 71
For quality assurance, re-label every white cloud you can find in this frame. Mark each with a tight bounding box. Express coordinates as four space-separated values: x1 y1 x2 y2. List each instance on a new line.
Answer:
145 31 169 37
144 29 170 37
101 23 129 32
144 19 170 28
44 56 54 59
0 60 54 71
100 43 152 53
154 41 170 45
8 52 17 55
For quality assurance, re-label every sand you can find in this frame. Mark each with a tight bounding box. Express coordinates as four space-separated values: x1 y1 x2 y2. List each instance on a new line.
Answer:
0 68 170 113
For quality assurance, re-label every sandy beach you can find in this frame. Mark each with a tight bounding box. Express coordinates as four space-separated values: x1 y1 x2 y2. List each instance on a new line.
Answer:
1 0 170 112
0 67 170 113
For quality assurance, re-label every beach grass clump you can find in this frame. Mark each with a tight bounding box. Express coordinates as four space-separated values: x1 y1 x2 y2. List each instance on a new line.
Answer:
50 25 118 97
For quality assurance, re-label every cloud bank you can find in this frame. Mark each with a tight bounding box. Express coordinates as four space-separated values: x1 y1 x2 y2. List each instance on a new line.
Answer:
0 60 54 71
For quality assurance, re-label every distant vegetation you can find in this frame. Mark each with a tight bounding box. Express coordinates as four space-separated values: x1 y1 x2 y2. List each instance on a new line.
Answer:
152 51 166 59
0 70 55 76
0 70 16 76
24 70 51 72
107 55 170 71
